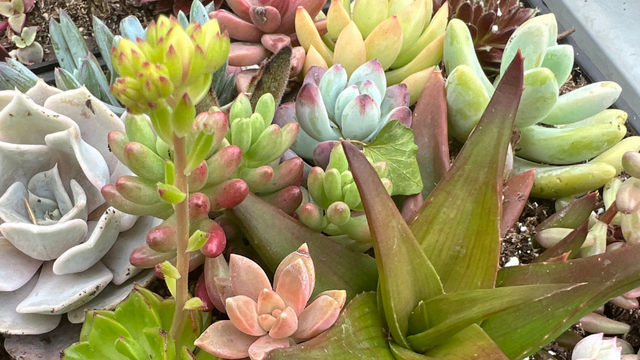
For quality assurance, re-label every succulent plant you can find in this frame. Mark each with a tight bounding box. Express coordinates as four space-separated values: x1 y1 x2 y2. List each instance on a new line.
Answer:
195 244 346 359
571 333 626 360
0 81 159 335
444 13 635 199
0 0 34 33
439 0 537 74
9 25 42 65
297 143 391 250
62 285 209 359
275 59 412 161
297 0 448 103
209 0 324 92
225 92 303 195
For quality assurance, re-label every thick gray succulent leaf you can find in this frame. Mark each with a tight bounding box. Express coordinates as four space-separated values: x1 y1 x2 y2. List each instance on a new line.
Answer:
0 237 42 292
0 275 61 335
53 207 122 275
0 91 78 145
16 261 113 315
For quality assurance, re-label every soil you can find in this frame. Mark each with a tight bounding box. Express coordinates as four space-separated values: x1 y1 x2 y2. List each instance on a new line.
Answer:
0 0 159 62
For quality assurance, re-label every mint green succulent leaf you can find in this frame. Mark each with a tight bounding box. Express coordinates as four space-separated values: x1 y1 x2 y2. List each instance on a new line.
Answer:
253 93 275 128
123 142 166 182
177 11 189 28
232 193 378 302
125 114 156 151
443 19 493 95
515 67 559 128
348 59 387 98
189 0 209 25
444 65 490 143
483 243 640 359
500 22 549 75
344 140 442 349
541 44 574 86
120 16 146 42
297 83 342 142
407 301 430 336
61 342 99 359
248 113 266 144
267 293 396 360
230 93 253 121
0 59 37 91
541 81 622 125
88 313 133 359
424 324 510 360
334 85 360 130
54 67 81 91
367 106 412 143
362 121 422 196
341 94 381 140
359 79 383 105
92 16 116 83
410 53 524 293
114 336 149 360
406 284 580 352
319 64 349 120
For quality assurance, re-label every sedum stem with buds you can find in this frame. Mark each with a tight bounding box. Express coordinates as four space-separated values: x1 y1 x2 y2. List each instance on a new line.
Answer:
170 134 189 339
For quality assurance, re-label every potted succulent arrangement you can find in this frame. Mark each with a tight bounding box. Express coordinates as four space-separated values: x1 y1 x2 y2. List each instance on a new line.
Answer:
2 1 640 360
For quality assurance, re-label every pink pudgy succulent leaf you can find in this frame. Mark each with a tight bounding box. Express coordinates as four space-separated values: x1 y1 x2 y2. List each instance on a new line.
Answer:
195 320 258 359
268 306 299 339
226 295 267 336
229 253 272 301
275 259 312 315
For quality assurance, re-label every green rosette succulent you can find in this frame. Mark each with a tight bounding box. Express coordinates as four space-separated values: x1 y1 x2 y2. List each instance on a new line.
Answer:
443 13 639 198
225 92 303 196
297 143 392 250
62 285 209 360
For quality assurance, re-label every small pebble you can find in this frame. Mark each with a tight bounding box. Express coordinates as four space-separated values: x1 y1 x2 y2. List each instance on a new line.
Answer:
504 257 520 267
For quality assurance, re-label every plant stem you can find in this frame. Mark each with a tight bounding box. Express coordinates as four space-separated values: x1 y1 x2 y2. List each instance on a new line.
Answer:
170 134 189 340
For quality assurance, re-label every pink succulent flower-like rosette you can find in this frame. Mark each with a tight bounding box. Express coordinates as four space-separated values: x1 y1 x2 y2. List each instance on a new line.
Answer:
195 243 346 360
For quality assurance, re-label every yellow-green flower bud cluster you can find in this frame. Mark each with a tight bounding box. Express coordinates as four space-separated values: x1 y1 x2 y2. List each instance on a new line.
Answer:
110 15 230 114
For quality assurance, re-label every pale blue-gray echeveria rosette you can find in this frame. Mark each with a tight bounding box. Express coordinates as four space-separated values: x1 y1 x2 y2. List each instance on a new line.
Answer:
274 59 412 162
0 80 158 335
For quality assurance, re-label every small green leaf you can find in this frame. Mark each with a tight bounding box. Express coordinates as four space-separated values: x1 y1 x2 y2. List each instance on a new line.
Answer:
344 140 443 348
231 193 378 303
186 230 208 252
114 336 149 360
184 297 206 311
12 35 26 48
21 26 37 45
362 120 423 196
409 53 524 293
390 343 436 360
533 222 588 263
157 183 187 205
87 314 132 359
267 293 396 359
114 288 163 355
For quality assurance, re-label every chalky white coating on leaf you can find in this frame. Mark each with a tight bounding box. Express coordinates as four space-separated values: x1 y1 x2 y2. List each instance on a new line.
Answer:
0 83 156 335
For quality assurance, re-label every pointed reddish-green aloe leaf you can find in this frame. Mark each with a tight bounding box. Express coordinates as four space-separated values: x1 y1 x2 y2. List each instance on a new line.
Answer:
390 343 436 360
231 193 378 302
534 221 588 263
424 324 510 360
266 293 395 360
406 283 580 352
409 53 525 293
412 70 449 199
343 140 443 348
483 243 640 359
535 193 598 232
501 169 535 237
